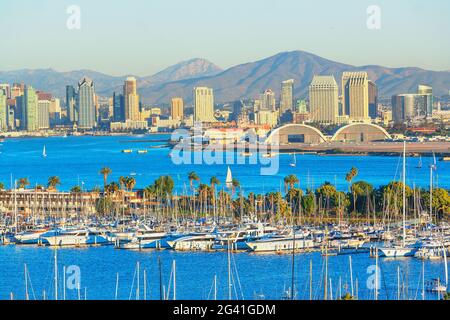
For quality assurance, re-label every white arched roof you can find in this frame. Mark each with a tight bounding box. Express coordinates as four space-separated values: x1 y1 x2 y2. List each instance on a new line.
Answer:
331 123 391 141
266 124 328 143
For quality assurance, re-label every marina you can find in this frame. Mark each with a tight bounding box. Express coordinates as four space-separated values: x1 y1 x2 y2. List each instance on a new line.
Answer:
0 135 449 300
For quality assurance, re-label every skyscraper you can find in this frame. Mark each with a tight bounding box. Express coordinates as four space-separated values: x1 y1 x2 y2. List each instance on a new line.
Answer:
37 99 50 129
280 79 294 114
66 85 78 123
171 97 184 120
342 72 369 121
0 84 10 99
22 86 38 131
259 89 276 111
368 80 378 119
77 77 96 129
417 84 433 116
0 89 7 131
113 92 125 122
123 77 140 121
392 94 416 123
309 75 339 123
193 87 215 122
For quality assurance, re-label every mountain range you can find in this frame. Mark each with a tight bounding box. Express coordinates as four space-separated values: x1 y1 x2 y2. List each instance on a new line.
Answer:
1 51 449 104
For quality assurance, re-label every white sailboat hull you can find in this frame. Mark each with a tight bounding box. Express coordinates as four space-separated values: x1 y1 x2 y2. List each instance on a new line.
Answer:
378 246 417 258
246 238 315 253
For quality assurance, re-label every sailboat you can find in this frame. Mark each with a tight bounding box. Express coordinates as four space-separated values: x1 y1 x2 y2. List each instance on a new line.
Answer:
378 141 418 258
429 152 437 170
289 153 297 167
42 146 47 158
416 155 422 169
426 246 448 293
226 166 233 189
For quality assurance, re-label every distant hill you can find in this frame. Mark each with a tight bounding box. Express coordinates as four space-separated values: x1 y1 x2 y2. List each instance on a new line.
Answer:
141 58 222 85
138 51 450 104
1 51 449 104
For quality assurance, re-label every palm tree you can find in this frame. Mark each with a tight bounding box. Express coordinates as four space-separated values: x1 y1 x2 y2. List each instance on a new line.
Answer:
0 182 4 190
210 176 220 194
70 185 82 193
345 167 358 191
125 177 136 192
99 167 112 190
119 176 127 191
284 174 299 192
47 176 61 190
18 178 30 189
105 182 119 194
188 171 200 190
346 167 358 213
231 178 240 197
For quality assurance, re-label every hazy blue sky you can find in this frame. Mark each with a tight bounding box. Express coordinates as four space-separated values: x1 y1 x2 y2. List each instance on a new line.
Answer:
1 0 449 76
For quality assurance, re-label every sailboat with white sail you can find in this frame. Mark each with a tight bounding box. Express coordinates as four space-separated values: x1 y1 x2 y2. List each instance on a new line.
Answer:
289 153 297 167
416 155 422 169
226 166 233 189
378 141 418 258
42 145 47 158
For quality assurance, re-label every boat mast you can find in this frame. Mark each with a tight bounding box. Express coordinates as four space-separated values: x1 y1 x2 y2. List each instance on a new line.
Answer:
54 249 58 300
24 264 29 300
291 224 295 300
402 141 406 247
228 239 232 300
173 260 176 300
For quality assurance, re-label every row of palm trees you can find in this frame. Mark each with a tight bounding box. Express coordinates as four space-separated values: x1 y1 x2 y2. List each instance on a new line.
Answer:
2 176 62 190
3 166 449 221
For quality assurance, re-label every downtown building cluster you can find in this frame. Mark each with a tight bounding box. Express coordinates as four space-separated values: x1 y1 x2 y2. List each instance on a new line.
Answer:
0 71 445 135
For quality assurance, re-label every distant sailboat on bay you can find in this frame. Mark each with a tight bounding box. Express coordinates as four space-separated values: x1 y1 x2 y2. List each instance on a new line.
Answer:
416 155 422 169
289 153 297 167
226 166 233 189
42 145 47 158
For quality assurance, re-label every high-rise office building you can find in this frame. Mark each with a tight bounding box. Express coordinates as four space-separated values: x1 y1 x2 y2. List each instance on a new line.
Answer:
0 84 10 99
342 72 369 121
113 92 125 122
392 94 416 123
193 87 215 122
11 84 23 99
392 85 434 123
280 79 294 114
66 85 78 123
37 99 50 129
368 80 378 119
22 86 39 131
417 84 433 115
123 77 140 121
309 75 339 123
259 89 276 111
171 97 184 120
0 89 7 131
77 77 96 129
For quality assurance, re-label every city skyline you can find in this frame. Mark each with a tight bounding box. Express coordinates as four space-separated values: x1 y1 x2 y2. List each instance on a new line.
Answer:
1 0 450 76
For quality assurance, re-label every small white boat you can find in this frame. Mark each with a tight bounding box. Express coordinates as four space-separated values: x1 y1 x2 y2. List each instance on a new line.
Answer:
42 145 47 157
43 228 110 247
167 233 216 251
246 235 315 253
117 229 167 250
378 246 417 258
14 228 50 244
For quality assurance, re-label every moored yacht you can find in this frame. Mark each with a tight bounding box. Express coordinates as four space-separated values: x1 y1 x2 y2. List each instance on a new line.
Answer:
43 228 110 247
167 233 216 251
